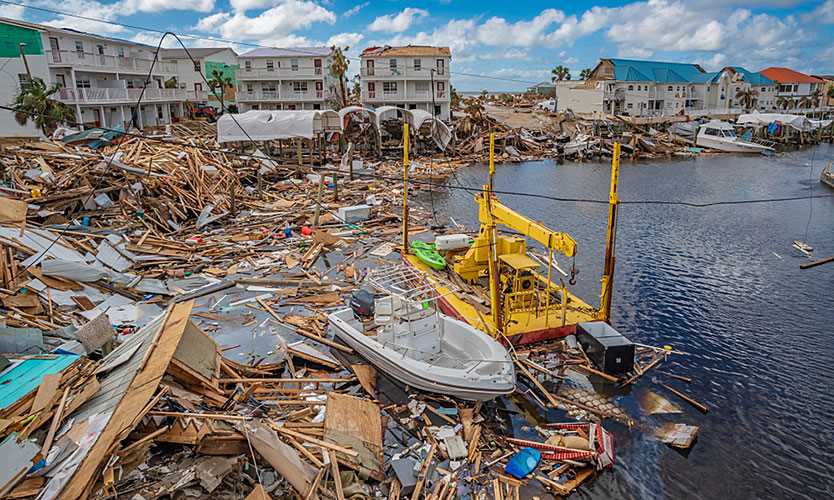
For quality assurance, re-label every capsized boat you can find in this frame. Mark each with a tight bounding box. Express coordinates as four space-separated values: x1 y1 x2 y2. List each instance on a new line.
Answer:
695 120 775 154
327 266 515 401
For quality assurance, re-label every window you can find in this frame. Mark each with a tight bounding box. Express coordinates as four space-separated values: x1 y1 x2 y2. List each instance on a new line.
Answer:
436 81 445 97
436 59 445 75
383 81 398 94
17 73 30 89
414 59 421 71
667 85 673 91
761 87 766 92
291 58 298 71
389 59 397 70
408 103 417 110
367 82 375 97
193 61 200 72
195 83 202 92
627 103 633 109
292 81 308 93
246 83 253 93
704 128 721 136
266 60 274 71
75 41 84 58
313 103 321 110
244 60 252 71
76 79 91 89
434 104 441 115
793 84 798 92
415 81 429 93
314 59 322 74
628 85 634 91
117 47 125 58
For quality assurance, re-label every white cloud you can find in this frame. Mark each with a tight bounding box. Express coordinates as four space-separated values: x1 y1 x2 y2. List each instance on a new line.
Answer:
607 0 725 52
379 18 478 60
0 4 24 19
368 7 428 33
119 0 214 15
476 9 565 47
327 32 363 49
200 0 336 41
194 12 230 32
809 0 834 23
130 32 179 48
37 0 125 33
344 1 368 17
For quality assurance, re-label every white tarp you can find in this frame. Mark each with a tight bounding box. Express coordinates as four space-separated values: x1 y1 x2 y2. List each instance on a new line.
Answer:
216 110 342 143
736 112 814 132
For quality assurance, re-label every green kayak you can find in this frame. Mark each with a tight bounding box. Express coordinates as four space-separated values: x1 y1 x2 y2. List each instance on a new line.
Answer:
410 241 446 270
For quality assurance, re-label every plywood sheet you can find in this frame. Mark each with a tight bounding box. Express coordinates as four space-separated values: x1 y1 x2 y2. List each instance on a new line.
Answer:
324 393 383 476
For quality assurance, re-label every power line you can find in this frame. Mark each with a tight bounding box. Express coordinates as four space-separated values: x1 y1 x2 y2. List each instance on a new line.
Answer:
0 0 541 86
5 102 834 211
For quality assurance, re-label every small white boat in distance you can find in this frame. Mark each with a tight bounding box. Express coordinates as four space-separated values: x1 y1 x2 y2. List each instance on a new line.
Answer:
695 120 775 154
328 266 515 401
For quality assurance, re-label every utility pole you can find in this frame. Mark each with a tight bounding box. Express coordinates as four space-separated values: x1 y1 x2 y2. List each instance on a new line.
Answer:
18 43 32 81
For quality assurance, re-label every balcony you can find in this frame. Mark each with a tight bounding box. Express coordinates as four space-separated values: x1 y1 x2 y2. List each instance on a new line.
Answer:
237 67 325 79
47 50 178 74
360 66 449 79
55 87 197 105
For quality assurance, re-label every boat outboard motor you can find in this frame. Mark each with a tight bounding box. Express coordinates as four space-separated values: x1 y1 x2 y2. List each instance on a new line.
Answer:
349 289 375 319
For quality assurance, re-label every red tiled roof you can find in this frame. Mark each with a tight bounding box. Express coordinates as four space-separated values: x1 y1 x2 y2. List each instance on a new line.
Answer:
759 67 824 84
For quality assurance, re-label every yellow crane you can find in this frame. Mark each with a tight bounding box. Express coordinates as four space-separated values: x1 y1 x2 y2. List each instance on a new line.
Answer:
404 130 621 344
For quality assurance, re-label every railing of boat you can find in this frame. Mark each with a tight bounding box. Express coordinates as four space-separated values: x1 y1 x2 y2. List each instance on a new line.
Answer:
379 340 513 370
750 137 777 149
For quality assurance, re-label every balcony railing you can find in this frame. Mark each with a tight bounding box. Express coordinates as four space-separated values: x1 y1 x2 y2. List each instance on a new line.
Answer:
360 66 449 78
47 50 178 73
236 90 325 101
363 90 449 101
56 87 197 104
238 67 325 79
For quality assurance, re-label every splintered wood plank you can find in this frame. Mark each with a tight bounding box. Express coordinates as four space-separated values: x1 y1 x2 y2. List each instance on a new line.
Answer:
31 373 61 415
245 483 269 500
59 301 194 500
350 364 377 398
323 393 383 476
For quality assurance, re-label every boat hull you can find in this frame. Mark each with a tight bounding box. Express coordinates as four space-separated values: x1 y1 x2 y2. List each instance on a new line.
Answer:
328 309 515 401
695 136 773 153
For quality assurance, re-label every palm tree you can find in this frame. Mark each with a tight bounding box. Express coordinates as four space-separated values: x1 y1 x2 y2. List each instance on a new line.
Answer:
579 67 592 80
350 75 361 105
799 96 812 109
450 84 461 109
207 68 233 111
827 86 834 104
13 78 74 135
551 65 571 82
329 46 350 108
776 96 790 110
735 88 759 111
809 88 822 109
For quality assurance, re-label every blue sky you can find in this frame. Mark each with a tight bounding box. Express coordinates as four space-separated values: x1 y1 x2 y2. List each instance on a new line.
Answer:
2 0 833 90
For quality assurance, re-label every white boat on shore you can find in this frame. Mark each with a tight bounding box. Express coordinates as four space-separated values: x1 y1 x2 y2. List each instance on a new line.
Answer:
327 266 515 401
695 120 775 154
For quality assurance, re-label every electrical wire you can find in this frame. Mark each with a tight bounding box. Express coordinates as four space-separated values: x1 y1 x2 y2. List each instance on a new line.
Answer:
0 0 541 86
5 102 834 211
8 31 170 281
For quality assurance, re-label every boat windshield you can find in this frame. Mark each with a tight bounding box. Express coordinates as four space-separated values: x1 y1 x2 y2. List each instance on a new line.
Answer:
722 129 736 139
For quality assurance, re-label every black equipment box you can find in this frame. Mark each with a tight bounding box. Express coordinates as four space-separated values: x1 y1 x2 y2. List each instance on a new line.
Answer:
576 322 634 375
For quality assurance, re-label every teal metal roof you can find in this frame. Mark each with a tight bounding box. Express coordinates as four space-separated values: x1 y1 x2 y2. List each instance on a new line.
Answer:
0 355 79 409
730 67 774 86
608 59 708 83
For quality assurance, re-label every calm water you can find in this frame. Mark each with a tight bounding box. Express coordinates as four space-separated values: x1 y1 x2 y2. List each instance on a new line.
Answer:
430 144 834 500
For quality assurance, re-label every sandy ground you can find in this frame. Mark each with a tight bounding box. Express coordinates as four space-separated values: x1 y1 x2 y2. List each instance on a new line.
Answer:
483 104 560 130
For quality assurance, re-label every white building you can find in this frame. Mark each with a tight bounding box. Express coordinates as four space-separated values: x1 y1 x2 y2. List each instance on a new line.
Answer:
235 47 338 112
0 17 197 137
555 58 776 117
760 67 825 110
360 45 451 121
159 48 238 109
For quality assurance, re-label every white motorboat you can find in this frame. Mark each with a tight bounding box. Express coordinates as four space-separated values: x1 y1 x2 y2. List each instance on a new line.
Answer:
695 120 775 154
562 133 599 156
327 266 515 401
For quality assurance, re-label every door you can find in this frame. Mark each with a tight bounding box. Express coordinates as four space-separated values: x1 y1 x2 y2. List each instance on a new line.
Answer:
194 82 202 99
436 59 445 75
97 45 105 65
367 82 375 99
314 59 322 75
49 37 61 63
366 59 374 76
315 81 323 98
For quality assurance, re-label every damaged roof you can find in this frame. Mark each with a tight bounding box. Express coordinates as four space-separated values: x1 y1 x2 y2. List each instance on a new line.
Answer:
361 45 451 57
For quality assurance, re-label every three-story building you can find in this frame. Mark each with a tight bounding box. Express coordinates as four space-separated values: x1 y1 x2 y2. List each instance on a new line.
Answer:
235 47 338 112
0 17 196 136
360 45 451 121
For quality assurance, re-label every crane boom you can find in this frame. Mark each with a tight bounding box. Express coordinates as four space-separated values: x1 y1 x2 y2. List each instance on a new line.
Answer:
476 192 577 257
